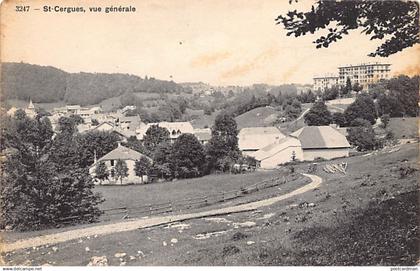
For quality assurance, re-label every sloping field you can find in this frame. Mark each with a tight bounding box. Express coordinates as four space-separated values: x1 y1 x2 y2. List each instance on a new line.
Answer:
235 106 280 129
388 117 418 139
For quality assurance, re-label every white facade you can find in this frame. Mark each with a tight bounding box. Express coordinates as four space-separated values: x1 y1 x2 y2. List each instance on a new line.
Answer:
338 63 391 90
313 76 339 92
89 159 148 185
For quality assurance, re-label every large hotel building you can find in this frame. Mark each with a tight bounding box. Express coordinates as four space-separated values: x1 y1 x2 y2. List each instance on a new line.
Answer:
313 63 391 92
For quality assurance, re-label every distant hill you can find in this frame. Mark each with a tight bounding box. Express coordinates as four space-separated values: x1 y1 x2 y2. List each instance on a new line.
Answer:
1 62 186 106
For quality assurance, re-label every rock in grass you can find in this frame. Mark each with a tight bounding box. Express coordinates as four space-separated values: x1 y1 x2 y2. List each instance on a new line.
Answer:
87 256 108 266
114 252 127 258
246 241 255 245
85 247 90 252
171 238 178 244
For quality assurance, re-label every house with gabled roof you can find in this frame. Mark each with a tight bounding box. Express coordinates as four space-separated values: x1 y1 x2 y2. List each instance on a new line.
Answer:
136 121 194 142
251 126 350 169
238 126 285 155
290 126 351 161
89 143 152 185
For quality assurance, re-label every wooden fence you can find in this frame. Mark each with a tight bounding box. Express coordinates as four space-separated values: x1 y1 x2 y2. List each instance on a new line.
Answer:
98 175 290 221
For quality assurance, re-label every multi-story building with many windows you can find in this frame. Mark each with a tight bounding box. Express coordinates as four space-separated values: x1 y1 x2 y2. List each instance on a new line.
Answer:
338 63 391 90
313 75 339 92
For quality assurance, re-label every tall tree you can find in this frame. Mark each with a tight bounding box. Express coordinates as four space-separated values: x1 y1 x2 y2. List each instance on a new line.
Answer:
0 112 102 230
134 156 152 182
94 161 109 185
142 125 170 156
170 134 206 179
276 1 419 57
206 113 240 171
304 101 332 126
344 94 377 125
386 75 419 117
114 159 129 185
151 141 173 180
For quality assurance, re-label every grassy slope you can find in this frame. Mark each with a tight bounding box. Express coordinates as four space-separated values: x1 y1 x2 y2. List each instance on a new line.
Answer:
3 143 417 266
95 170 284 211
235 106 280 129
388 117 418 139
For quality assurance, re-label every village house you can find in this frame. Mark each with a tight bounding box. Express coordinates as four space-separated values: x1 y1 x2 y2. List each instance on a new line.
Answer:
115 115 143 132
89 143 152 185
238 126 286 156
252 126 351 169
136 121 194 142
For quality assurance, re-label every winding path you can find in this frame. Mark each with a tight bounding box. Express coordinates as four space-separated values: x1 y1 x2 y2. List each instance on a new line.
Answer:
2 173 322 253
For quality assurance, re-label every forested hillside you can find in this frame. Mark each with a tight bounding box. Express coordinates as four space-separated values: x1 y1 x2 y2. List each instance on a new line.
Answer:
1 62 186 105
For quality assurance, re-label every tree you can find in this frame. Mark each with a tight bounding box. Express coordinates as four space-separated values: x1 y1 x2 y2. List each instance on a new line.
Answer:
171 134 206 179
75 131 120 169
304 101 332 126
352 83 363 93
206 113 240 171
0 113 102 230
122 136 147 154
95 161 109 185
134 156 152 182
322 86 339 101
142 125 170 156
386 75 419 117
114 159 129 185
343 78 352 95
276 1 419 57
69 114 84 125
332 112 347 127
346 122 378 151
151 142 173 180
344 94 377 125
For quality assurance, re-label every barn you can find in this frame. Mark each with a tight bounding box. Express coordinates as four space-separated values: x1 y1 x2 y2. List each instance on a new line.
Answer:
238 126 286 156
252 126 351 169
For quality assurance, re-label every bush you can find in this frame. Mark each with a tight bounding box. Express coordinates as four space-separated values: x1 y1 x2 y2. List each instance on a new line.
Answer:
346 124 379 151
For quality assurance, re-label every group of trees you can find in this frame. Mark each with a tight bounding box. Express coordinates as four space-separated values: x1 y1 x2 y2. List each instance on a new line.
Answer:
303 75 419 151
0 111 103 230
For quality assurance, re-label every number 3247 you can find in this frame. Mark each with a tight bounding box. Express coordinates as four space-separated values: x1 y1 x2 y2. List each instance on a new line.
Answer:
16 6 30 12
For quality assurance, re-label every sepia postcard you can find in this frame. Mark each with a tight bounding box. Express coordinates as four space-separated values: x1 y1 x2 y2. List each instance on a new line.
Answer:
0 0 419 269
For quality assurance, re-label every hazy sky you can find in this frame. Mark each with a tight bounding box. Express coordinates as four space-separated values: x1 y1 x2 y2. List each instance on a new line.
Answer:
2 0 419 85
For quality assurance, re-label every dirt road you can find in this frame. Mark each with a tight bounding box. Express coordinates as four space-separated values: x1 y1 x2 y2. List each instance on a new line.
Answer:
2 173 322 253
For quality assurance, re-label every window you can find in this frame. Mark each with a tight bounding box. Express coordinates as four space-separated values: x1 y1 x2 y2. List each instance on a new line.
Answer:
110 160 114 166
